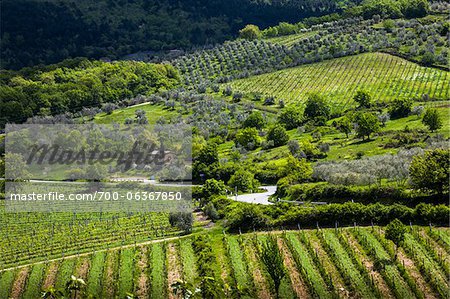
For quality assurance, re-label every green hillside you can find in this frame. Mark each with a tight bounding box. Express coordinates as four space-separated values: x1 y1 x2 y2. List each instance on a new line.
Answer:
227 52 449 109
1 0 346 70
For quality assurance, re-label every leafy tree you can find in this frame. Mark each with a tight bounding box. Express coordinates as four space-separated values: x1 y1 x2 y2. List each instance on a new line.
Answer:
266 125 289 147
201 179 227 202
385 219 406 259
422 108 442 132
421 52 435 66
239 24 262 40
279 155 313 181
258 235 286 298
403 0 429 18
353 90 372 108
244 111 266 129
278 106 303 130
354 112 380 140
226 204 269 231
169 212 194 234
235 127 261 150
389 98 413 119
337 116 353 138
196 143 219 165
409 149 449 194
4 153 31 181
228 169 259 193
304 94 331 121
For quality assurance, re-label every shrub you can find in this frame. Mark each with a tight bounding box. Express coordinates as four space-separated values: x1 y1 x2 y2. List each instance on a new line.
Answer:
278 106 303 129
226 204 269 231
235 127 260 150
204 202 220 221
228 169 259 193
422 108 443 132
266 125 289 147
244 111 266 129
389 98 413 119
304 94 331 121
169 212 194 234
239 24 262 40
353 90 372 108
410 149 449 194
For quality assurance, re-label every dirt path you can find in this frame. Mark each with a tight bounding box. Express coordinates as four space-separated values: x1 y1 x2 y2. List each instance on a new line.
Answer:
103 252 117 298
9 267 29 299
246 242 272 299
418 230 449 266
136 246 150 299
42 261 59 289
277 237 310 299
73 257 91 299
397 249 437 299
344 231 394 299
167 243 182 299
74 257 90 281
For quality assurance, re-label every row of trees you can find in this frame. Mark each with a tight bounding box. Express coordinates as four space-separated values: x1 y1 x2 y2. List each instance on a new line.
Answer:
0 60 180 127
177 14 448 87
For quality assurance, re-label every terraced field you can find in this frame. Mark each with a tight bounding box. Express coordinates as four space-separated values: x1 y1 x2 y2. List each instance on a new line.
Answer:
1 227 449 299
228 52 449 109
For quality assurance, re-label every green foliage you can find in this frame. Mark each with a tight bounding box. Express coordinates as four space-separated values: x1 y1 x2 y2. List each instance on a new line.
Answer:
2 0 345 70
169 212 194 234
279 155 313 181
0 61 179 126
353 90 372 108
193 143 220 181
258 235 286 298
422 108 443 132
226 204 269 231
200 179 227 203
277 106 303 130
337 116 353 138
389 98 413 119
354 112 380 140
228 169 259 193
402 0 429 18
385 219 406 247
204 202 220 221
235 127 261 150
267 124 289 147
243 111 266 129
409 149 449 194
303 94 331 122
239 24 262 40
421 52 436 66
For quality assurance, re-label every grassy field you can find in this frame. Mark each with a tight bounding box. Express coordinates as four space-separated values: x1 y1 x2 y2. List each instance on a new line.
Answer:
218 105 450 164
227 52 449 110
93 103 177 124
1 226 448 299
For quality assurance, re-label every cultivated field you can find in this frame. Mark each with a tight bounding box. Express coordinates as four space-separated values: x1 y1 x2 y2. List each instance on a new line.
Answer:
228 52 449 109
1 227 449 299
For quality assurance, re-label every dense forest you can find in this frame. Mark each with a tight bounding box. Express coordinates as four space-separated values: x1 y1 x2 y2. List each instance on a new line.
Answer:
1 0 354 70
